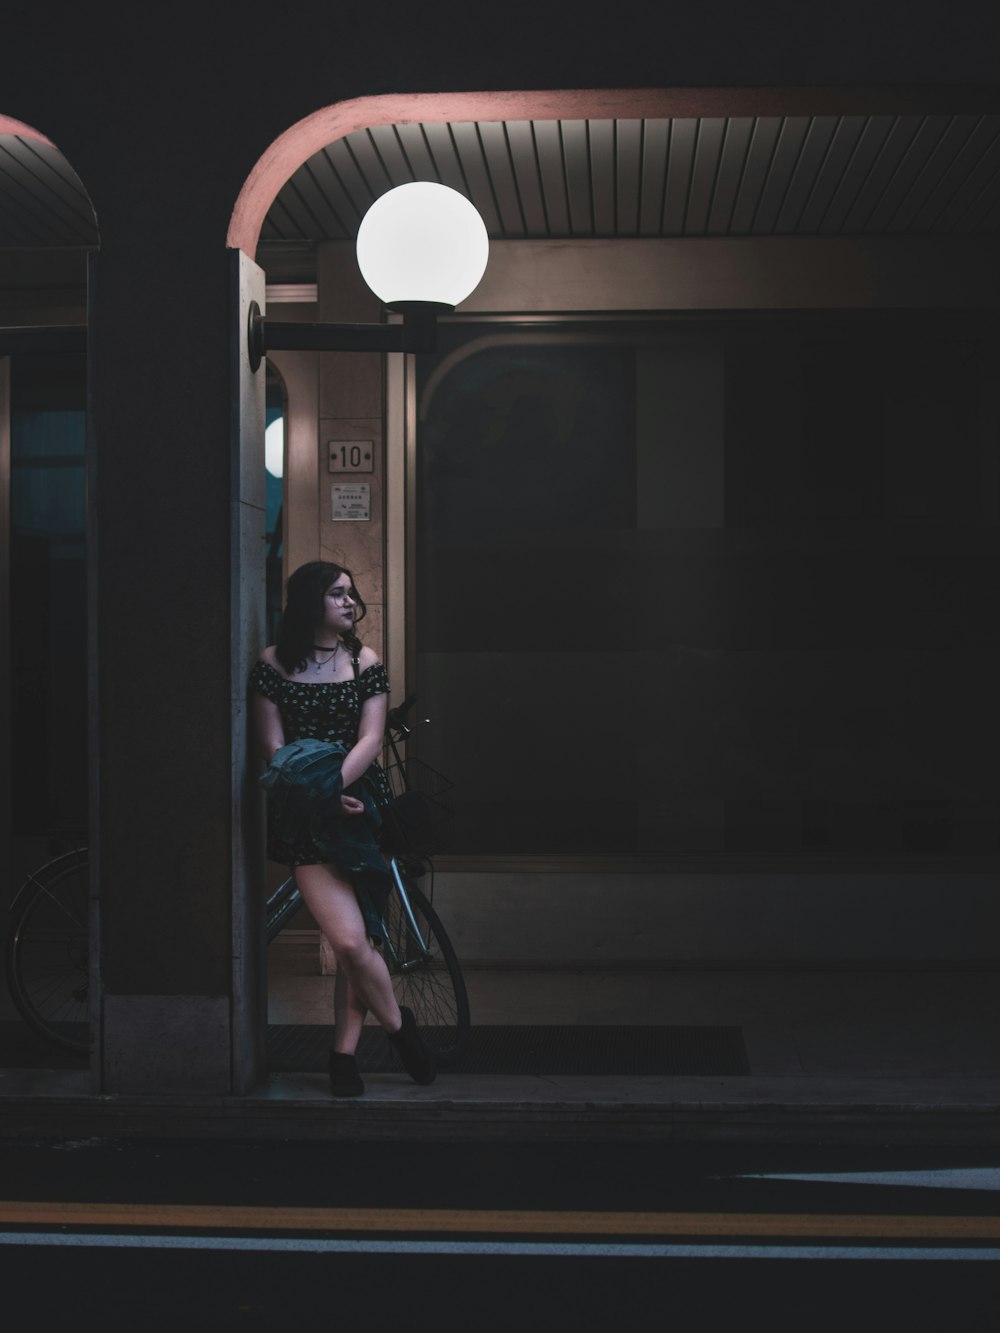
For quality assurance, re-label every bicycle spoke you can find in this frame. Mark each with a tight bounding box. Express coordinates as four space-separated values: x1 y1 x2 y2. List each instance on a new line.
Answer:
34 885 88 929
7 852 91 1055
381 873 470 1064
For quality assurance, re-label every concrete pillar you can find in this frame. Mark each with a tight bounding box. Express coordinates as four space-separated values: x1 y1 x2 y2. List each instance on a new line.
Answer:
91 241 266 1095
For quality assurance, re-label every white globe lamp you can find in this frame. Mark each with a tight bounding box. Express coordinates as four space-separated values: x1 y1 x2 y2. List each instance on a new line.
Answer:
356 181 490 310
248 182 490 370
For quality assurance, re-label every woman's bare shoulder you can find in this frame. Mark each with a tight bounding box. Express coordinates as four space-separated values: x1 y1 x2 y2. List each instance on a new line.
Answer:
258 645 288 677
357 644 380 671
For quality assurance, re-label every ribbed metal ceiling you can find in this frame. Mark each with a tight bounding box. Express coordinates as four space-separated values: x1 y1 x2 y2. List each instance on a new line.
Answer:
262 114 1000 245
3 111 999 256
0 135 98 246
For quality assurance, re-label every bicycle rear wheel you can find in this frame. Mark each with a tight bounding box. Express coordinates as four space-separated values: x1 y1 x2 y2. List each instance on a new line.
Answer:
381 874 470 1066
6 849 90 1055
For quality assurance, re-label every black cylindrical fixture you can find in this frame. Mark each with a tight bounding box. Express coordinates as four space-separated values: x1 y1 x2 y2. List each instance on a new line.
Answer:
248 300 451 371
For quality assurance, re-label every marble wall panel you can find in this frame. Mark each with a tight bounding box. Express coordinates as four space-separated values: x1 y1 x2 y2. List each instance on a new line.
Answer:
317 244 386 660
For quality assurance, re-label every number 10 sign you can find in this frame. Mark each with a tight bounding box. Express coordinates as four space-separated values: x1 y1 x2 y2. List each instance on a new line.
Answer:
328 440 374 473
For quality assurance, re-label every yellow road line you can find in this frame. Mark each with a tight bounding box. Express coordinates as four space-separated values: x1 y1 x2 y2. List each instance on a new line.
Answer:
1 1202 999 1240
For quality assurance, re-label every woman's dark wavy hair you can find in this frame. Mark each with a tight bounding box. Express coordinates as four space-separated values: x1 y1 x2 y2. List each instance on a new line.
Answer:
275 560 367 676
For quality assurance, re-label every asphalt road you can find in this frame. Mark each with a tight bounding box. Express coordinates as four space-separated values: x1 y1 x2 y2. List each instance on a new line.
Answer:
1 1137 998 1330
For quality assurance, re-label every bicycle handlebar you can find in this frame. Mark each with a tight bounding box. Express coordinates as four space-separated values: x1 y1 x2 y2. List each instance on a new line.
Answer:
387 693 418 737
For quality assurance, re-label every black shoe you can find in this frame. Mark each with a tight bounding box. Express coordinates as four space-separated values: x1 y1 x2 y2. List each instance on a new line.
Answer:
328 1051 365 1097
387 1007 437 1085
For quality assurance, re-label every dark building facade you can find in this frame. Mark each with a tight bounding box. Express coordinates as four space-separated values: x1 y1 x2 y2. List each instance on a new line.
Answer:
1 1 998 1096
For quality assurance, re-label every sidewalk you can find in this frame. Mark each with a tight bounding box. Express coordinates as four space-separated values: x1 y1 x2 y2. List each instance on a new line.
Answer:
2 962 999 1144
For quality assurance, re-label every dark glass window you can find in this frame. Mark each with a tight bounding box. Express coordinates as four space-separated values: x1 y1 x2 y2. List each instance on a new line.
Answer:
414 318 999 859
9 357 87 835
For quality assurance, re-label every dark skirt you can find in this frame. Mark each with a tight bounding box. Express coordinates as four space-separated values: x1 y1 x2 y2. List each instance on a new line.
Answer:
266 763 393 943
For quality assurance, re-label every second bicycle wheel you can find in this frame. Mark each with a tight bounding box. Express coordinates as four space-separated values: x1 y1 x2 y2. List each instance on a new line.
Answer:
381 876 470 1066
6 848 90 1055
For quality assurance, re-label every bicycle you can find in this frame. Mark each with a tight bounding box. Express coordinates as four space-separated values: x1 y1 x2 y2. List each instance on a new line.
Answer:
6 697 471 1066
266 694 470 1067
5 841 90 1055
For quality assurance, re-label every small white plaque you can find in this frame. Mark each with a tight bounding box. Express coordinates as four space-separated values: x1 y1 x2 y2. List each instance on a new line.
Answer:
328 440 374 473
331 483 371 522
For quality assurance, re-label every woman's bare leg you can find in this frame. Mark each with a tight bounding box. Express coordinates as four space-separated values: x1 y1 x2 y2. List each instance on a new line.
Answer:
333 965 368 1056
295 863 402 1045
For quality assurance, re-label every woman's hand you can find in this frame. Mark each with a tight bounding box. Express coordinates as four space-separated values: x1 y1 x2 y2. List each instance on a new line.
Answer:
340 793 365 816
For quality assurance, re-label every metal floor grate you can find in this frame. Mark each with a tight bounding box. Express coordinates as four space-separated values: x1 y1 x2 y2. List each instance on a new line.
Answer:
268 1024 751 1076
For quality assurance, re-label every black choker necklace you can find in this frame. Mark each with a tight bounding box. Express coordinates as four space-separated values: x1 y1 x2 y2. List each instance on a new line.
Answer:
311 642 340 673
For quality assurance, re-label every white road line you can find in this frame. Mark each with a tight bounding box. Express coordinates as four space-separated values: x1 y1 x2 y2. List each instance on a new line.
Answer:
734 1169 1000 1192
0 1233 998 1260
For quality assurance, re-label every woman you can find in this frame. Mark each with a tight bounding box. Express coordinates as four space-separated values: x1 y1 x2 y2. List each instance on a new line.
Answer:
249 560 435 1097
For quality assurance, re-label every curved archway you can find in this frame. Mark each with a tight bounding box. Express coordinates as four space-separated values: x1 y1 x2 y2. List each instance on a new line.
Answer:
228 80 1000 1085
227 83 939 258
225 88 748 257
1 111 99 1073
0 116 98 250
0 115 54 143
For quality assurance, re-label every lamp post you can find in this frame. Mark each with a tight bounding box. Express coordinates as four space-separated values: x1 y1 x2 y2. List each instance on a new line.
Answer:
247 181 489 370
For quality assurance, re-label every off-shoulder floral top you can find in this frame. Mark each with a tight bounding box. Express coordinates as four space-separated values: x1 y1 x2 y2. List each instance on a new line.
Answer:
249 658 389 749
248 657 394 867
